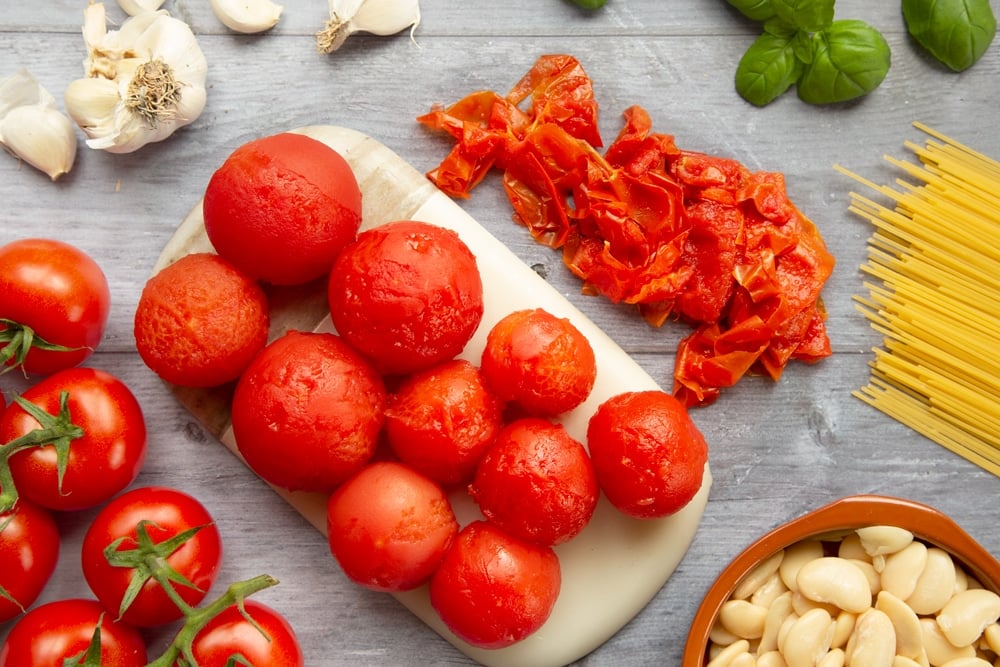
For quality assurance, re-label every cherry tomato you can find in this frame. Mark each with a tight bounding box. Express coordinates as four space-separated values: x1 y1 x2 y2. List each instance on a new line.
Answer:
586 390 708 519
469 418 598 546
0 367 147 511
134 252 270 388
384 359 504 487
480 308 596 417
0 238 110 376
81 486 223 628
327 461 459 592
0 598 147 666
0 500 60 623
429 520 561 649
232 331 386 493
328 220 485 376
203 132 362 286
183 600 304 667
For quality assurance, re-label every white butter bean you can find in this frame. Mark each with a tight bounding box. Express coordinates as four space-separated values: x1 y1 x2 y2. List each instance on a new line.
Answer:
779 540 824 593
792 591 840 618
848 558 882 595
818 648 845 667
720 599 768 640
796 557 873 614
937 658 992 667
839 533 872 562
907 549 959 615
731 652 757 667
735 550 786 601
892 657 925 667
845 608 896 667
758 591 794 655
707 639 750 667
937 589 1000 648
920 617 977 666
756 651 788 667
857 525 914 557
876 590 924 660
781 608 834 667
752 572 791 609
831 611 857 649
983 622 1000 653
710 620 741 646
882 542 929 601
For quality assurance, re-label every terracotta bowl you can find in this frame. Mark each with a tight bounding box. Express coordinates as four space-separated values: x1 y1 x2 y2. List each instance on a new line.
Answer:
682 494 1000 665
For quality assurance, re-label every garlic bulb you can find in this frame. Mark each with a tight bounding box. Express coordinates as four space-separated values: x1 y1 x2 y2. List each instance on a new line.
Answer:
316 0 421 54
210 0 284 34
0 69 77 181
117 0 166 16
64 2 208 154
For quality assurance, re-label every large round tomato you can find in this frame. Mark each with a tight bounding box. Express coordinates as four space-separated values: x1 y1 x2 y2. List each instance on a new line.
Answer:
184 600 304 666
81 486 223 628
0 598 147 666
0 367 147 511
0 238 111 376
0 500 60 623
202 132 362 286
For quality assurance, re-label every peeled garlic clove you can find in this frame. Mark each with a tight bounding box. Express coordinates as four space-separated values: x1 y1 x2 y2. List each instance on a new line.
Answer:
0 69 77 181
117 0 166 16
317 0 421 53
210 0 284 33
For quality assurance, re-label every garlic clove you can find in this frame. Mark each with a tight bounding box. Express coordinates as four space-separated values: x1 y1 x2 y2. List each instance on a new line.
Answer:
317 0 420 53
64 77 123 131
210 0 284 34
117 0 166 16
0 106 78 181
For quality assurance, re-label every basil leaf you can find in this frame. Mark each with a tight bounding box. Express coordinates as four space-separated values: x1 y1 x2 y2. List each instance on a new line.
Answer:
736 31 804 106
902 0 997 71
772 0 835 32
797 20 891 104
726 0 777 22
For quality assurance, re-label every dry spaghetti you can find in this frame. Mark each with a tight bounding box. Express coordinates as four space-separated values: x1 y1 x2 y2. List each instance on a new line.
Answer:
835 122 1000 477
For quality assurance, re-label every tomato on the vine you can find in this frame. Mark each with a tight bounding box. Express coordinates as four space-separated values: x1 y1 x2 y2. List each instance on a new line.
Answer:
0 598 147 666
182 599 304 667
0 238 111 376
0 367 147 511
81 486 223 628
0 499 60 623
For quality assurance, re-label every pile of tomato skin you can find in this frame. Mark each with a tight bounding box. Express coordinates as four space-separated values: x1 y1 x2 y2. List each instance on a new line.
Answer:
418 53 836 408
0 238 304 665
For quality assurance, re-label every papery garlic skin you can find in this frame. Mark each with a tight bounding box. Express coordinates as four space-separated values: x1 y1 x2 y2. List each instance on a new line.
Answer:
66 2 208 154
0 69 77 181
117 0 166 16
210 0 284 34
317 0 421 53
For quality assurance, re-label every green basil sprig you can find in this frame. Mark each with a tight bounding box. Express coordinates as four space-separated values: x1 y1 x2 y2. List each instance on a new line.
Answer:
902 0 997 71
566 0 607 9
729 0 890 106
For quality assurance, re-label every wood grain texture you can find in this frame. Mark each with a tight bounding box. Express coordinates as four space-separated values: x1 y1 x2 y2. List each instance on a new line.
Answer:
2 1 999 665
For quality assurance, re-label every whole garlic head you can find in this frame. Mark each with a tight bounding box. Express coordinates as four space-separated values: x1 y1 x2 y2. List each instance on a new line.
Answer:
65 2 208 154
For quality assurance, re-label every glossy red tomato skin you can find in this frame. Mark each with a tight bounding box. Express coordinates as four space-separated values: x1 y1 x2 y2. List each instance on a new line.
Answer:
327 461 459 592
480 308 596 417
183 600 304 667
469 418 599 546
203 132 362 286
81 486 223 628
0 598 147 666
384 359 504 487
328 220 485 376
0 500 60 623
429 520 561 649
0 367 147 511
231 331 386 493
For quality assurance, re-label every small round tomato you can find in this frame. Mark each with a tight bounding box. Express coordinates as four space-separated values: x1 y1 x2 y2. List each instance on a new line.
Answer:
134 252 269 388
0 367 147 511
327 461 458 592
384 359 504 487
586 390 708 519
81 486 223 628
184 600 304 667
480 308 596 417
328 220 485 376
203 132 362 286
429 521 561 649
0 598 147 666
469 418 598 546
0 238 110 375
0 500 60 623
231 331 386 493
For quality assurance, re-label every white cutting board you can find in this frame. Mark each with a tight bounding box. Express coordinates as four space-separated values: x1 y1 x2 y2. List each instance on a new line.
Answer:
153 125 712 667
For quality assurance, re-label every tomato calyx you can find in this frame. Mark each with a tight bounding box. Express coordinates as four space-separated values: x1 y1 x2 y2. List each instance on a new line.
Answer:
0 391 85 513
67 619 109 667
0 318 86 376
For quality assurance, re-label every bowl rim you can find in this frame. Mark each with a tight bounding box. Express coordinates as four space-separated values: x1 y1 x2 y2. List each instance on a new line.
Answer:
682 493 1000 665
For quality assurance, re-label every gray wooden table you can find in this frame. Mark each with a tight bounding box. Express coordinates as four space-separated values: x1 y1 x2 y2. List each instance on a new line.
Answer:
2 1 999 664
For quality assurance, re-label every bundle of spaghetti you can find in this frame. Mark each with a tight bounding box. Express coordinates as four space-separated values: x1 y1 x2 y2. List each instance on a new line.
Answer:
834 122 1000 477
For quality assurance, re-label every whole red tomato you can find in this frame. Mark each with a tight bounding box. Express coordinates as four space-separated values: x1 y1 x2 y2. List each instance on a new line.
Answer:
0 500 60 623
182 600 304 666
0 238 110 376
81 486 223 627
0 367 147 511
0 598 147 666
